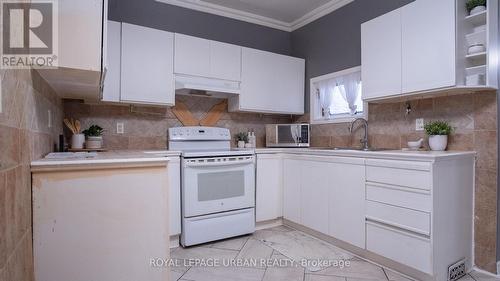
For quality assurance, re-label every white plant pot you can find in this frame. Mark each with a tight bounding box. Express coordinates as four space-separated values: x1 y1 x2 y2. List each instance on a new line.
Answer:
237 141 246 148
428 135 448 151
470 5 486 15
71 134 85 149
86 136 103 149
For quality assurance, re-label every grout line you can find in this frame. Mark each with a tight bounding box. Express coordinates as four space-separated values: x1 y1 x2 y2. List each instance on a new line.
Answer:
382 267 390 280
3 227 31 270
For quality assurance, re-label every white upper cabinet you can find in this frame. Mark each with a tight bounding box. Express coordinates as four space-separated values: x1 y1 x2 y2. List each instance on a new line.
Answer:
174 34 211 78
120 23 175 105
58 0 104 71
401 0 456 93
174 34 241 81
230 47 305 114
210 41 242 81
361 8 402 100
102 20 121 103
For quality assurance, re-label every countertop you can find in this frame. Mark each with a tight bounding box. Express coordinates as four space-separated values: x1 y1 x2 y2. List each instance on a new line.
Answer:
31 147 476 170
30 150 182 170
252 147 476 161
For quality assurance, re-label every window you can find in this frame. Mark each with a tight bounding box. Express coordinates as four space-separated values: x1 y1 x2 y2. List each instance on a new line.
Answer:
310 66 366 124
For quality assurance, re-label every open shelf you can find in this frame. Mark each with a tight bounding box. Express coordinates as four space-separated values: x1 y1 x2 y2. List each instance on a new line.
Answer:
466 65 486 75
465 10 487 25
466 30 486 46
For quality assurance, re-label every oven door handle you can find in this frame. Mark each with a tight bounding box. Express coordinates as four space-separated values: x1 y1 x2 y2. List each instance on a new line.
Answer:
185 158 254 167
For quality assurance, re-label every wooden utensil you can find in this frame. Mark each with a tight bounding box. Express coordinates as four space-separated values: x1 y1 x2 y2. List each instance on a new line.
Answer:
172 101 199 126
64 118 76 134
200 100 227 126
74 120 81 134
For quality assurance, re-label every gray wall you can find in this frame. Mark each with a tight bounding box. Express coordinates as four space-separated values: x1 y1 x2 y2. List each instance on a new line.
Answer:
108 0 292 55
291 0 414 110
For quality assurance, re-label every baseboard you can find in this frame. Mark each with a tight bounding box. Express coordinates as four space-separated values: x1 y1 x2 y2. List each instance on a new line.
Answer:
170 235 180 248
473 266 500 278
282 219 433 281
255 218 283 230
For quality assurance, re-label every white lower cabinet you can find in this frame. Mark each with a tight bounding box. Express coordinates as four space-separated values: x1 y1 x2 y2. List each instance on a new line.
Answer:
300 158 330 234
257 152 474 281
282 158 302 224
256 154 283 222
281 155 365 246
328 159 365 248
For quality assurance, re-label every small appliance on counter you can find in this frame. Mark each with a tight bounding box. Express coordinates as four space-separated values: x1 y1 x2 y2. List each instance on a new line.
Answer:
265 123 310 147
168 126 255 247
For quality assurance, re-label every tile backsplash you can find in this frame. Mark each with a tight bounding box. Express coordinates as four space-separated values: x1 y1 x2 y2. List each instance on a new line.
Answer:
63 95 292 150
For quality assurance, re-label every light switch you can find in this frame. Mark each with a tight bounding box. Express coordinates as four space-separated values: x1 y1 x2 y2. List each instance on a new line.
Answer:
117 122 124 134
415 118 424 131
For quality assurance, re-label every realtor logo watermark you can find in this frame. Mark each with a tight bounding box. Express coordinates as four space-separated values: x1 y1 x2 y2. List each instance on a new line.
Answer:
1 0 58 69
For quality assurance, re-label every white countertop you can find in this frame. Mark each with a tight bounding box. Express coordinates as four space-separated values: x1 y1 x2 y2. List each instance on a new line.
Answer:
253 147 476 161
31 147 475 169
30 150 182 168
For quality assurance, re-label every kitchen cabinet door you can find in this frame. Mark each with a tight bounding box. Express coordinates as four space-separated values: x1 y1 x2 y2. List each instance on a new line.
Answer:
120 23 175 105
283 158 302 224
210 41 242 81
401 0 456 93
328 161 365 248
174 34 211 78
101 20 121 102
361 8 402 100
256 154 283 222
168 157 181 236
300 159 330 235
58 0 103 71
234 48 305 114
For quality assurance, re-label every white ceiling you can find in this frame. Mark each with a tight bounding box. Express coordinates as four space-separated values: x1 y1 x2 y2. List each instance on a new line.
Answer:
155 0 354 31
200 0 331 23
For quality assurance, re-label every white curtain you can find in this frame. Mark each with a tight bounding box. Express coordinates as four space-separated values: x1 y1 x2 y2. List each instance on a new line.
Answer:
337 72 361 114
317 80 335 117
316 70 362 118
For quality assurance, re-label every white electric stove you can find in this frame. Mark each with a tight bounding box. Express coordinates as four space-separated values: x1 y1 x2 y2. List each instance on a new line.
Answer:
168 127 256 247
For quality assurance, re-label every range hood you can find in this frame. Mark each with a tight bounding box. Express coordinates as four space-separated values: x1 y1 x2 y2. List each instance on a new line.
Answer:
175 75 240 98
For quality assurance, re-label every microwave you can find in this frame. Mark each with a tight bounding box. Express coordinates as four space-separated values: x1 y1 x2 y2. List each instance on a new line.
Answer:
265 124 310 147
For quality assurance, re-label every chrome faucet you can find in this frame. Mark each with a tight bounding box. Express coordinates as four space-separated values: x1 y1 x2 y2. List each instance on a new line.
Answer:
349 118 369 150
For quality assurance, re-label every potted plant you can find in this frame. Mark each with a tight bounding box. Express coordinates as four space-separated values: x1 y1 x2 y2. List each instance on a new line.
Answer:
466 0 486 15
424 121 453 151
235 132 248 148
82 125 104 149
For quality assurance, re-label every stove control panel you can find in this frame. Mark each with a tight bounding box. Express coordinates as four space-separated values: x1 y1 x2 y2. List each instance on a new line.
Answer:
168 126 231 141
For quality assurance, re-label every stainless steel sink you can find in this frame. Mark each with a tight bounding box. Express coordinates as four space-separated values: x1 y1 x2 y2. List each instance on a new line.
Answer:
314 147 393 152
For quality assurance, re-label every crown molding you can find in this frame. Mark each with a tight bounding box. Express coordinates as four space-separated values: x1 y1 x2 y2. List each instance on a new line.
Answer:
155 0 352 32
290 0 354 30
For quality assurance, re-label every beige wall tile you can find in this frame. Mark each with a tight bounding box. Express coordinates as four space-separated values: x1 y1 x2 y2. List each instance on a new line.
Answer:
0 171 6 269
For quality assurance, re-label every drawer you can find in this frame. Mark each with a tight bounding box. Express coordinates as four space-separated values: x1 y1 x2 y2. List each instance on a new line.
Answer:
366 222 432 274
366 183 431 212
366 200 430 235
366 160 431 190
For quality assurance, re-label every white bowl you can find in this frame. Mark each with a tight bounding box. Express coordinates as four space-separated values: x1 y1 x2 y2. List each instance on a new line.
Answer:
468 44 485 54
470 6 486 16
407 139 423 150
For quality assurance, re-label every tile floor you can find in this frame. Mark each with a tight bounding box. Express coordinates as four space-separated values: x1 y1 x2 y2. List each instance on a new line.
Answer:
170 226 499 281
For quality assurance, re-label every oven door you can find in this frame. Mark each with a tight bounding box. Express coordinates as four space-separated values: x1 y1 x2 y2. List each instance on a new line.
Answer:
182 155 255 218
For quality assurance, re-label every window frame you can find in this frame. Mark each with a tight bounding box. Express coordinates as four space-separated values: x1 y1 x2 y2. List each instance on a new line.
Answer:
309 66 368 125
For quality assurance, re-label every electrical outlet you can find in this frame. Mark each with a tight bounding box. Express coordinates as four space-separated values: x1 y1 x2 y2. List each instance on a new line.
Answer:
416 118 424 131
116 122 124 134
47 110 52 128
